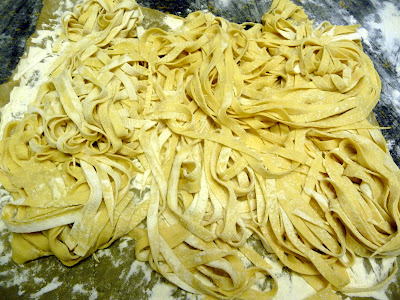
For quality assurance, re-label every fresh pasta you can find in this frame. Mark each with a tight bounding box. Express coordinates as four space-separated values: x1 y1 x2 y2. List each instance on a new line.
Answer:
1 0 400 298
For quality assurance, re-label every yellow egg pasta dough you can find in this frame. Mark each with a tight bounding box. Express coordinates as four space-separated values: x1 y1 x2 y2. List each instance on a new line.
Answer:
1 0 400 298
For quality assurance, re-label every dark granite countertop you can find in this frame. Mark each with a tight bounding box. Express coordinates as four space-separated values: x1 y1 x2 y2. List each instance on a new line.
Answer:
0 0 43 84
1 0 400 299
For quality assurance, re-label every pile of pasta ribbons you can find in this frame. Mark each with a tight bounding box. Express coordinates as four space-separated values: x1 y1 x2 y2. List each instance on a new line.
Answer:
1 0 400 298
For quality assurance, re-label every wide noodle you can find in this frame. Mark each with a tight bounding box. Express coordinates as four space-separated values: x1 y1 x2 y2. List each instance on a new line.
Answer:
1 0 400 298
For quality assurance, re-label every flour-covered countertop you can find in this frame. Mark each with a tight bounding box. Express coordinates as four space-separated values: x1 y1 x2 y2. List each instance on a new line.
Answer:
1 0 400 299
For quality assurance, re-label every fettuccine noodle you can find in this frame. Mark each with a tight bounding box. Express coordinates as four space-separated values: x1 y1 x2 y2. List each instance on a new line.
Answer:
1 0 400 298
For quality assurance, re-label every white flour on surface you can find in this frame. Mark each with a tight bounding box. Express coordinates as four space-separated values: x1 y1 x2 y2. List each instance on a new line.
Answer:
362 1 400 77
72 284 98 300
360 0 400 166
264 255 316 299
0 266 34 295
344 257 397 300
52 0 78 18
123 259 153 282
391 87 400 116
0 217 11 266
30 277 63 299
347 14 358 25
149 283 179 299
214 0 233 8
358 27 372 48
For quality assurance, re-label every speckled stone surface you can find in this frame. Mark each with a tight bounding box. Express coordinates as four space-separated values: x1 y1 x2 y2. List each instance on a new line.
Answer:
0 0 43 84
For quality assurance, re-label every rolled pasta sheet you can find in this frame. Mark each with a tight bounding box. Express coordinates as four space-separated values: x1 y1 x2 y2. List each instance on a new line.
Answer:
0 0 399 298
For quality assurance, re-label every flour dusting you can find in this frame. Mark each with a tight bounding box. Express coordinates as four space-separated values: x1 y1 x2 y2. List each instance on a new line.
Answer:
118 237 132 252
30 277 63 299
0 229 12 266
149 282 179 299
123 259 153 283
344 257 397 300
72 284 99 300
362 1 400 76
265 255 316 299
215 0 232 8
358 27 372 48
392 89 400 115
